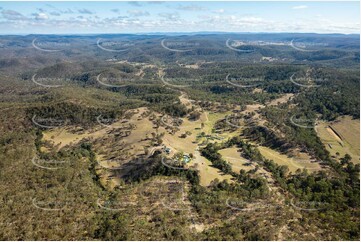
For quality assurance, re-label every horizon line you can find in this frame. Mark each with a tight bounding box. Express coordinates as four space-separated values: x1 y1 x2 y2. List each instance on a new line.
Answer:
0 31 360 36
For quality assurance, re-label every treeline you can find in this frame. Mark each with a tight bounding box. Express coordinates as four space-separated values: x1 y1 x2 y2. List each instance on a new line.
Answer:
201 143 233 174
28 101 124 128
120 152 200 186
200 141 269 196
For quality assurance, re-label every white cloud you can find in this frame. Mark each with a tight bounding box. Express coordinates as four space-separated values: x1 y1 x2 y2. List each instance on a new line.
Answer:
158 12 180 21
214 9 225 14
127 10 150 17
0 6 358 34
175 4 207 12
34 12 49 20
239 16 264 23
1 10 27 20
78 8 95 14
148 1 164 5
292 5 308 10
111 9 120 13
49 11 61 16
128 1 142 7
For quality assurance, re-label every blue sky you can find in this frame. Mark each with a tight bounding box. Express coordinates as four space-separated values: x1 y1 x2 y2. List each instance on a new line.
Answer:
0 1 359 34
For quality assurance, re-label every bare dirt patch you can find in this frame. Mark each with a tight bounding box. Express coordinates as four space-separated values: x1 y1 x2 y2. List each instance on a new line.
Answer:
267 93 294 106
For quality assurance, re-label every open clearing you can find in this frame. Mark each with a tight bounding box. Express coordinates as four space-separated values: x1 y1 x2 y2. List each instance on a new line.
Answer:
40 90 332 189
219 148 253 173
42 91 235 188
42 107 154 153
42 126 109 150
257 146 322 173
330 116 360 162
267 93 294 106
191 151 233 186
160 95 235 186
219 147 280 193
315 116 360 163
42 108 158 189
